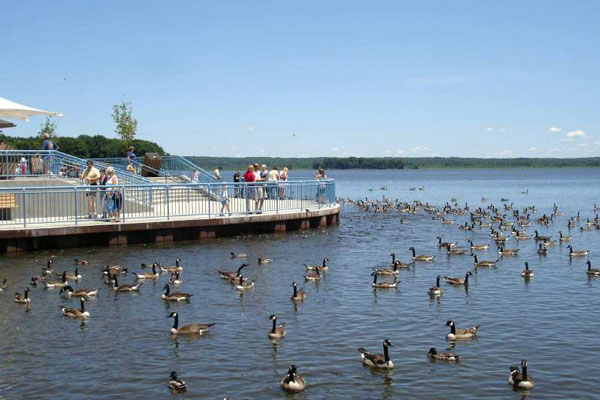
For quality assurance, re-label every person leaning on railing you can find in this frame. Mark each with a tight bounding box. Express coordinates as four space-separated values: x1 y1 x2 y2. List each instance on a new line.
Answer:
315 168 328 204
81 160 100 219
41 133 59 174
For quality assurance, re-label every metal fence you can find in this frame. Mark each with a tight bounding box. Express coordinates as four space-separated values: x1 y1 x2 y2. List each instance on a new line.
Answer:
0 179 336 227
0 150 149 185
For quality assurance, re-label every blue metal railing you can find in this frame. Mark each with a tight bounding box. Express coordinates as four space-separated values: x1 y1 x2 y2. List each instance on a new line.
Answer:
0 179 336 227
90 157 165 179
161 155 216 183
0 150 149 186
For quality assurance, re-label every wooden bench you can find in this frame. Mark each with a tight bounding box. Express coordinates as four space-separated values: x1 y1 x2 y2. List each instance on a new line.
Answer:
0 193 17 220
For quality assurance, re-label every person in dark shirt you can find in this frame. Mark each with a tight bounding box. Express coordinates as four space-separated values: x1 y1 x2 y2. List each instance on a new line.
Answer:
41 133 59 173
233 170 241 197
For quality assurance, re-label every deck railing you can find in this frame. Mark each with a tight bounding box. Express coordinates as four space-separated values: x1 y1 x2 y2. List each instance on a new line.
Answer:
0 179 336 227
0 150 149 185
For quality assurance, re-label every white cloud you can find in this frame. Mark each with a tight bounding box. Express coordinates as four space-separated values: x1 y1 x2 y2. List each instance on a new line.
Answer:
330 147 339 152
247 126 255 131
383 150 391 155
396 150 406 154
409 146 430 153
528 147 537 152
498 128 505 133
486 127 494 132
567 130 586 138
549 127 561 132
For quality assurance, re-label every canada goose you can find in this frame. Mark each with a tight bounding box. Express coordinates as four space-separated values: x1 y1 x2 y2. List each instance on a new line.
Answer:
509 360 534 390
60 298 89 319
167 311 215 335
56 269 82 280
567 245 589 257
112 275 143 292
586 261 600 276
133 263 160 280
542 239 556 247
43 271 69 289
0 278 7 291
444 271 472 286
41 259 54 276
168 371 187 393
304 266 322 281
537 244 548 255
258 258 273 264
428 347 459 362
534 230 551 241
497 246 519 256
520 262 535 278
371 273 398 289
468 240 489 250
235 275 254 290
446 245 467 255
446 320 479 340
268 314 286 339
472 254 498 268
437 237 456 248
230 252 248 259
372 260 408 275
291 282 306 302
102 265 127 276
169 272 182 285
428 276 444 296
409 247 435 262
558 231 571 242
59 285 99 298
74 259 89 265
305 258 330 272
358 339 394 369
219 263 248 280
14 288 30 304
280 365 306 393
161 284 192 301
160 258 183 273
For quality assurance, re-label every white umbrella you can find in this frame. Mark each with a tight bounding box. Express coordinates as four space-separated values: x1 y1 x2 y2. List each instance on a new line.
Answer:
0 96 62 121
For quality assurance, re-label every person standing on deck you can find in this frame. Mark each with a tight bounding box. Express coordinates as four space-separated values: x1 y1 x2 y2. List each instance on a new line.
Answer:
213 167 223 181
233 170 241 197
279 167 288 199
41 133 59 174
98 169 109 220
268 166 279 199
243 165 256 213
81 160 100 218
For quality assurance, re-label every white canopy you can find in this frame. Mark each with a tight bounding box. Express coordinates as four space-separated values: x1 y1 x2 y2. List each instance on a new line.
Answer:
0 96 62 121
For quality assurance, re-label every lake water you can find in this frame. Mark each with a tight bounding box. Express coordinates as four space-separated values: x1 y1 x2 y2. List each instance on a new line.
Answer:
1 168 600 399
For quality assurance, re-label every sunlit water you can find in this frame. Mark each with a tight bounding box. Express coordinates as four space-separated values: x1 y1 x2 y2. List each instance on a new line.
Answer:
1 168 599 399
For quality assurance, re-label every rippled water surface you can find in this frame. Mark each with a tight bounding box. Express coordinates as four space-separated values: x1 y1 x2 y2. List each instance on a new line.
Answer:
1 168 600 399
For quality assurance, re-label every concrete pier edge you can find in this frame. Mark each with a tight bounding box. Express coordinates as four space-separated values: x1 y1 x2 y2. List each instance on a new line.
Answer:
0 205 340 254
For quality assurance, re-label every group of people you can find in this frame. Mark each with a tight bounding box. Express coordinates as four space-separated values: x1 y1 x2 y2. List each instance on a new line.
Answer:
81 160 122 222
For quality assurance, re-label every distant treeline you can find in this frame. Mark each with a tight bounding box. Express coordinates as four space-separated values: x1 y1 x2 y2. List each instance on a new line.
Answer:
0 134 165 159
186 156 600 171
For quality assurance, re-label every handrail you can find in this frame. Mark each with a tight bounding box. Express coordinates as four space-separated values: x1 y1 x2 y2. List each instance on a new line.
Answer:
0 150 150 185
0 179 336 227
90 157 164 177
160 155 216 182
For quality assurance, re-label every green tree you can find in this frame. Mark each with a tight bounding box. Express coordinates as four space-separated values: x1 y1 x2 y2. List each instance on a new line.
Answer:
38 117 57 138
111 101 137 143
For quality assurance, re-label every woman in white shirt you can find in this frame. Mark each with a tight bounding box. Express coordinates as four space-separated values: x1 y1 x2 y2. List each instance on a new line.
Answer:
106 167 121 222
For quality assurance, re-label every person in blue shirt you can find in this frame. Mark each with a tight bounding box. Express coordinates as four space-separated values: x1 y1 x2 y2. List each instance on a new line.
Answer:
41 133 59 173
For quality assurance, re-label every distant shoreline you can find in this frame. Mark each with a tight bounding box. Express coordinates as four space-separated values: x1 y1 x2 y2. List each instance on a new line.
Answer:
186 156 600 171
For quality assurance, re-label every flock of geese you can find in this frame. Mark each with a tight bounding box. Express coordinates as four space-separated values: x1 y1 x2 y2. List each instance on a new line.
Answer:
338 195 600 393
3 195 599 396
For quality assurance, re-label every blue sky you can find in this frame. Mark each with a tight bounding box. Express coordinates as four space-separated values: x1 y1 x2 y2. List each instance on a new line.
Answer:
2 1 599 158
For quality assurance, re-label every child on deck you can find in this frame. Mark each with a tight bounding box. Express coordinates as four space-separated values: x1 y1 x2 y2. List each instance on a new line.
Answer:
219 183 230 216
